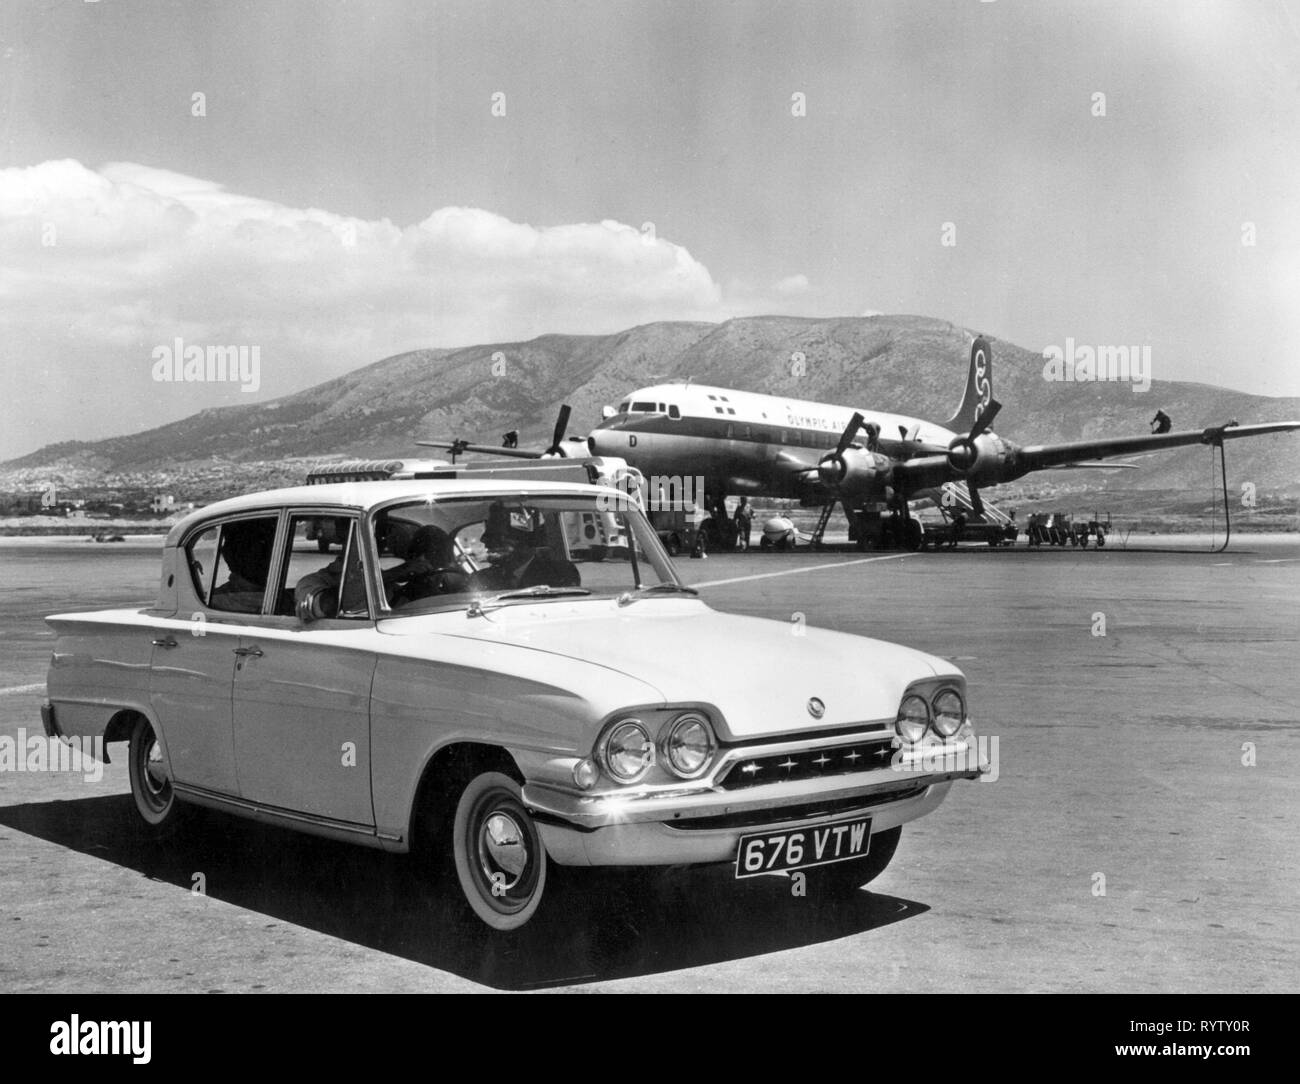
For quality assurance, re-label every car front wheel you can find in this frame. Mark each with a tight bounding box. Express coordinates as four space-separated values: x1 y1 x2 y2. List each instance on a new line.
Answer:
127 715 180 831
452 771 549 931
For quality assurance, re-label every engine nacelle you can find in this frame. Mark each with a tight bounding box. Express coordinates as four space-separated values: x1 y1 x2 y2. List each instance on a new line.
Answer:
818 447 891 499
946 434 1010 480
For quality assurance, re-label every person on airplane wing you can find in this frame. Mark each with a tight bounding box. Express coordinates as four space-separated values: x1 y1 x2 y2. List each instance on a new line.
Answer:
1151 409 1172 434
471 503 581 592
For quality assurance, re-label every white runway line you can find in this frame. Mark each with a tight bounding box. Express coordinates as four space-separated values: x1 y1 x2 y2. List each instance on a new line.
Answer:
1255 558 1299 564
692 552 912 589
0 683 46 696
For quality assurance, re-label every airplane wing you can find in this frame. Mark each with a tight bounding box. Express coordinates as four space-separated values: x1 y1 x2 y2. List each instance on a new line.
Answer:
1015 421 1300 472
1048 461 1139 470
415 439 545 460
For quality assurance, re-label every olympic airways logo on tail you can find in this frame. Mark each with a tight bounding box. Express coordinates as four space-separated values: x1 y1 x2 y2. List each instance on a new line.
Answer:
971 343 992 421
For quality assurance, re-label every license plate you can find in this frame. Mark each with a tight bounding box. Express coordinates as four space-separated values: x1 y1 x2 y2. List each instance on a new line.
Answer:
734 816 872 878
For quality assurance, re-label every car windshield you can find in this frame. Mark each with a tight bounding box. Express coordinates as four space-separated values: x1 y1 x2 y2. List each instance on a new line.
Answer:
371 494 685 614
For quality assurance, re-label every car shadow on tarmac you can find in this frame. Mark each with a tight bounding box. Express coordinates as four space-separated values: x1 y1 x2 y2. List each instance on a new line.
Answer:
0 795 928 990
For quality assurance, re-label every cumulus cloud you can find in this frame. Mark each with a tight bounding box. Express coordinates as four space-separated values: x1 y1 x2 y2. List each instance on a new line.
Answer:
0 160 725 458
773 273 810 295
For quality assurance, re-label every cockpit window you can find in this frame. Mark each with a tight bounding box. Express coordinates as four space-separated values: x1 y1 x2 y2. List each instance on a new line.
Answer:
668 404 681 419
618 401 630 413
631 401 656 413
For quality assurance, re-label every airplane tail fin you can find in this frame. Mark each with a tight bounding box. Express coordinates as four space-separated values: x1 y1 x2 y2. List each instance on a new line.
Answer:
945 336 994 433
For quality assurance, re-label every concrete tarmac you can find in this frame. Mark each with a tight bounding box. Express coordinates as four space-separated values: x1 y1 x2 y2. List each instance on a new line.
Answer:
1 537 1296 992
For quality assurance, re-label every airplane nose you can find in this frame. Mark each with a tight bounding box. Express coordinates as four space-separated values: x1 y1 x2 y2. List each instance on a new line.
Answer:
587 423 619 456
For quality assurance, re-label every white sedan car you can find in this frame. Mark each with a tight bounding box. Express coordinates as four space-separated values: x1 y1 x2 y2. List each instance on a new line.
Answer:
42 479 985 930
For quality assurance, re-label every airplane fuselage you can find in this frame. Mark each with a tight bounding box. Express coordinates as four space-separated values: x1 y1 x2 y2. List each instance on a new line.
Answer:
587 383 975 501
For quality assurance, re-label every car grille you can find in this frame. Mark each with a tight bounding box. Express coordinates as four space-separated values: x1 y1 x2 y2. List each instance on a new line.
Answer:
668 786 928 831
717 736 897 790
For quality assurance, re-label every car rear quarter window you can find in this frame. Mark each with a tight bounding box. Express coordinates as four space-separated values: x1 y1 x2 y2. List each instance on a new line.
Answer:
187 526 219 603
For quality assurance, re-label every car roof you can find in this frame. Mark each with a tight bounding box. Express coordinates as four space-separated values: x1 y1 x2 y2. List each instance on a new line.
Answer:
164 478 626 546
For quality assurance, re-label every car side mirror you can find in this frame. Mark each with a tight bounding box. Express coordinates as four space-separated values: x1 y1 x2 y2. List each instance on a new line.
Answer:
296 585 338 623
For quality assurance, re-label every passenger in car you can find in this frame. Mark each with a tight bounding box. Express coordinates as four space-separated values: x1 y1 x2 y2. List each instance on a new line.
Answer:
294 518 367 617
210 522 274 612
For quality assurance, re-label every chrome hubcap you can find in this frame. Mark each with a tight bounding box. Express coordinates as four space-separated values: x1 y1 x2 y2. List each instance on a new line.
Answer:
478 810 528 891
142 739 169 799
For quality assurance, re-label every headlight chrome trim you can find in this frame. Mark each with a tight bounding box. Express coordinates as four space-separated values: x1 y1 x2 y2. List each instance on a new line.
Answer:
930 687 965 738
659 711 717 780
895 693 930 745
596 718 655 784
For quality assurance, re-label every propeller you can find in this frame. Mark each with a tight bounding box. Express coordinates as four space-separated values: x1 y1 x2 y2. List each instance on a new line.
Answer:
817 412 866 486
544 404 573 457
947 398 1003 475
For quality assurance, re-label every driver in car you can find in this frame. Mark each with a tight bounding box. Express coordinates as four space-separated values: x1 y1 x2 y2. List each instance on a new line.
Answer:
387 524 469 606
470 503 580 592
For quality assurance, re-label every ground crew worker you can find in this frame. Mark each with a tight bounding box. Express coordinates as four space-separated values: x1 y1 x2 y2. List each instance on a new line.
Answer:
734 498 754 551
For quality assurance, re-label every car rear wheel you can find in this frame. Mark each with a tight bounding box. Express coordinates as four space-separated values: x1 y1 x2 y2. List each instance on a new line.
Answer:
452 771 549 931
809 826 901 891
127 715 180 832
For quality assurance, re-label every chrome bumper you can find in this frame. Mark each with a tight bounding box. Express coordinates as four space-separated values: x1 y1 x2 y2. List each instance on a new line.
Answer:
527 765 980 867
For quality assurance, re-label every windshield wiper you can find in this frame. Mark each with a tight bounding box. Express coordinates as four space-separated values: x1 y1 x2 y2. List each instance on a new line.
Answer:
467 584 592 616
617 582 699 606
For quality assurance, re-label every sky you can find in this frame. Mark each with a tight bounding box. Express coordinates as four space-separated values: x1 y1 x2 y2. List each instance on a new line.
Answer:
1 0 1298 461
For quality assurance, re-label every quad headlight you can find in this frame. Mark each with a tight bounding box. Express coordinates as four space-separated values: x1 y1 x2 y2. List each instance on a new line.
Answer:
895 694 930 744
599 719 655 783
931 688 965 737
661 712 715 779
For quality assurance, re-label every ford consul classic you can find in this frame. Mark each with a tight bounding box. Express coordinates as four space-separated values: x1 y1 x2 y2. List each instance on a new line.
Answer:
42 478 985 930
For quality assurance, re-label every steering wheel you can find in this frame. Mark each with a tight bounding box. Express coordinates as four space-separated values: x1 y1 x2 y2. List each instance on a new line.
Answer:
394 565 470 604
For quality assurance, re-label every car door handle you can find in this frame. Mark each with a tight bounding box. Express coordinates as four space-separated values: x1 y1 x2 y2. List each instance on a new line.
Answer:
151 637 178 649
232 646 264 658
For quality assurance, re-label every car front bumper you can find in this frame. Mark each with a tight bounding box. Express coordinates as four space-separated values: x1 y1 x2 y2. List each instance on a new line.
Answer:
526 759 982 867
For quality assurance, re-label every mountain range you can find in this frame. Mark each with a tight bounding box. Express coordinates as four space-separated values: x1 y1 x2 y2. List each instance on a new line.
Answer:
4 315 1298 500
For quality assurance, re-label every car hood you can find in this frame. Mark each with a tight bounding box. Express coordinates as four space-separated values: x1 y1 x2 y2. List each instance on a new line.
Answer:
379 599 955 739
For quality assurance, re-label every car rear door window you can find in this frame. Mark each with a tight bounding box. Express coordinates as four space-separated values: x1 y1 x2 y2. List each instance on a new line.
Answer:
208 516 279 613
